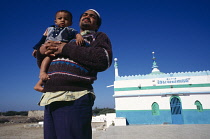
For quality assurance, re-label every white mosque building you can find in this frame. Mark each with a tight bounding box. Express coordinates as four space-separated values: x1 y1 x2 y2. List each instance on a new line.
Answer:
113 52 210 124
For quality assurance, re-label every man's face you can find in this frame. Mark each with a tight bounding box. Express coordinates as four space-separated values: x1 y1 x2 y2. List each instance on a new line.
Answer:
80 10 98 31
55 12 72 27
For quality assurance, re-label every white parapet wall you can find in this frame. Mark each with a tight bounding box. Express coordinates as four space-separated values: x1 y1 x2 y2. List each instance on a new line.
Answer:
114 117 127 126
91 113 125 128
106 113 116 128
92 114 106 122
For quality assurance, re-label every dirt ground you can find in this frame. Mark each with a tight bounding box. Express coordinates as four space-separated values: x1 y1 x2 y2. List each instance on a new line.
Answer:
0 115 106 139
0 121 105 139
0 116 42 139
0 123 43 139
0 122 105 139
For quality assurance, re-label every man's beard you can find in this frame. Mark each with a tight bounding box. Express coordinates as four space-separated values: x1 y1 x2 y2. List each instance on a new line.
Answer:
80 23 91 31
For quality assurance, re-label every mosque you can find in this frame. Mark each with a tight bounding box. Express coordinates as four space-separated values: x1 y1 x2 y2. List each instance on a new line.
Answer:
113 52 210 124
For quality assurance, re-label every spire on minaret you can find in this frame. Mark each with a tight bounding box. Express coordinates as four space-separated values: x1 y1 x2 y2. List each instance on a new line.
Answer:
151 52 161 73
114 58 119 77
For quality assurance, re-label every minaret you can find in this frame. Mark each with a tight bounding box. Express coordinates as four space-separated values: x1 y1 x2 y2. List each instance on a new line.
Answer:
114 58 119 77
151 52 161 73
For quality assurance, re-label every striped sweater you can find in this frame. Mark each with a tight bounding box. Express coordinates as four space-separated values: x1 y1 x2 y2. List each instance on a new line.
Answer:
36 32 112 92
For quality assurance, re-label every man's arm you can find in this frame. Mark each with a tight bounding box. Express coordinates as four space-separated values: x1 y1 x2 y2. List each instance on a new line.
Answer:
40 32 113 72
36 40 65 67
62 32 112 72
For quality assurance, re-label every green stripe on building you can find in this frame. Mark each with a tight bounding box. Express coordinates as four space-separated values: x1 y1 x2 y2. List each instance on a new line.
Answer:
114 83 210 91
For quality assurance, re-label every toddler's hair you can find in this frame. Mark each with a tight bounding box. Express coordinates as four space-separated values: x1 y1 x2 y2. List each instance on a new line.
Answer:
55 10 73 21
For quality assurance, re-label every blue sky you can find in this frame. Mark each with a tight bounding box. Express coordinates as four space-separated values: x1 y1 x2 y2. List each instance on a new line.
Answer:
0 0 209 112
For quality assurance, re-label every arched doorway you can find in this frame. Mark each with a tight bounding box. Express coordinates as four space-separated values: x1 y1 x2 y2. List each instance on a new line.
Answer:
170 96 184 124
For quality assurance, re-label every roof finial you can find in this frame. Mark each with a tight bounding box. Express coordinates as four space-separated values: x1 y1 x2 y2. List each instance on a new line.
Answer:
152 51 155 60
151 52 161 73
114 58 119 77
152 52 158 69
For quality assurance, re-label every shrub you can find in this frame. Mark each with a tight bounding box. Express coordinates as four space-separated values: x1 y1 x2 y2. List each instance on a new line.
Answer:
0 118 9 123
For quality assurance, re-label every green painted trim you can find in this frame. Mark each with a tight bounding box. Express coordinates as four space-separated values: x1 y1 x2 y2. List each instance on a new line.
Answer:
194 100 203 112
114 83 210 91
152 102 160 115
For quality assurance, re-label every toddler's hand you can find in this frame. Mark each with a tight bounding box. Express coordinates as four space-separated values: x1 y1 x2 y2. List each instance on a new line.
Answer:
76 34 84 46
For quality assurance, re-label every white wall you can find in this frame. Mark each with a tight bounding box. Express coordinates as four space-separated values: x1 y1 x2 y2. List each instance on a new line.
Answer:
180 94 210 109
115 96 171 110
115 94 210 110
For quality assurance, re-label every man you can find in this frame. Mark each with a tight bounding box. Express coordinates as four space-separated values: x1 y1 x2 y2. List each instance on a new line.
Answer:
36 9 112 139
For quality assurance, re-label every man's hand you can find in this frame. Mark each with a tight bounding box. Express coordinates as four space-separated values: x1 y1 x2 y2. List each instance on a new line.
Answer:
40 40 67 56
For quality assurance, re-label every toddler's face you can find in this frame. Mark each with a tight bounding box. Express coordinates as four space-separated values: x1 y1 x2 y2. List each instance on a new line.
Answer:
55 12 72 27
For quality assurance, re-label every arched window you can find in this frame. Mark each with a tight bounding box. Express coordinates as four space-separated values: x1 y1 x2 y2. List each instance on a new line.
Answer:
152 102 160 115
194 100 203 112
